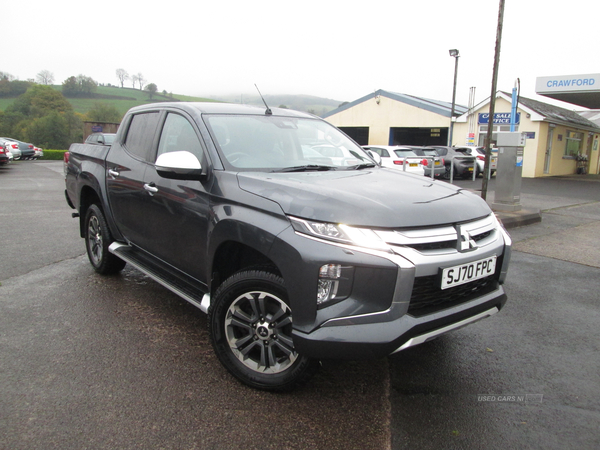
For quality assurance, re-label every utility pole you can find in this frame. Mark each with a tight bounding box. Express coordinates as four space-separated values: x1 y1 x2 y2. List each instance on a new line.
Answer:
481 0 505 201
448 49 460 146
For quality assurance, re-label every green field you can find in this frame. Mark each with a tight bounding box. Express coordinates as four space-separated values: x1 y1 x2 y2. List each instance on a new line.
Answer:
0 85 218 116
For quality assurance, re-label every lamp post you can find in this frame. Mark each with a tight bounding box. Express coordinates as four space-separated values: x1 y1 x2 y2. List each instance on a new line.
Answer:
448 49 460 146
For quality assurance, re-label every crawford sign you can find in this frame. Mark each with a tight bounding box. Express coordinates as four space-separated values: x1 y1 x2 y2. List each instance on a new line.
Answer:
478 113 521 125
536 74 600 93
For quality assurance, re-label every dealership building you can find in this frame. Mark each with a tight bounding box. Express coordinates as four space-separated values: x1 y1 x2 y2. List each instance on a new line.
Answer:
323 75 600 178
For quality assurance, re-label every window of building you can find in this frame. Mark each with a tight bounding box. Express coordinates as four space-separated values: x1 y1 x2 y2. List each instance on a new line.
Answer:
564 130 583 157
478 125 519 147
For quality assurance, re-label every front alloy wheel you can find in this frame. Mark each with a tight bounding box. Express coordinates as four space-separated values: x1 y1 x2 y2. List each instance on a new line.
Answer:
209 270 318 390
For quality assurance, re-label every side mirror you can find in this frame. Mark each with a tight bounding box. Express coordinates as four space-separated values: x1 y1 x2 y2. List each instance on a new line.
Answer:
155 151 204 180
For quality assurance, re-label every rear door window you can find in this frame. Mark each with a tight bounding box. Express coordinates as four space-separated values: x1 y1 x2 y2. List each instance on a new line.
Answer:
124 112 161 161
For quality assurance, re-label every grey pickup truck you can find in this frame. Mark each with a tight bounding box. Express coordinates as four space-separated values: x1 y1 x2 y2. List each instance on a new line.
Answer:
64 102 511 390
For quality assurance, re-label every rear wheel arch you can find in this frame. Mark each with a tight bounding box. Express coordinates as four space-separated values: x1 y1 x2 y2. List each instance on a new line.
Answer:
78 186 101 238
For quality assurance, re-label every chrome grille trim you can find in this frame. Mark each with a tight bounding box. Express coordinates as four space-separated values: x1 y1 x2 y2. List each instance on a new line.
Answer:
374 214 498 251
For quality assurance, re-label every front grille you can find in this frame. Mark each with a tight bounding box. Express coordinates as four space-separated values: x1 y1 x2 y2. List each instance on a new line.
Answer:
408 275 498 317
403 229 493 252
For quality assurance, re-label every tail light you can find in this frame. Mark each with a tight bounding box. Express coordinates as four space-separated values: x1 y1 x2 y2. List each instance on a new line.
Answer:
421 158 428 166
11 143 18 149
393 160 405 165
477 155 485 161
64 152 70 164
28 144 33 149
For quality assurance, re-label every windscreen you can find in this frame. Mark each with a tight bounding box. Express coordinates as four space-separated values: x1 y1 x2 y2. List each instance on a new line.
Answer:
205 115 374 170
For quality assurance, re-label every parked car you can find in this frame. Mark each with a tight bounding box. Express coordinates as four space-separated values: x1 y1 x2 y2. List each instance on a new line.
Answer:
453 146 497 177
426 146 477 179
0 137 35 159
405 146 446 178
85 133 116 146
0 138 21 160
0 144 9 165
64 102 511 391
362 145 425 175
33 147 44 159
311 144 362 166
0 138 35 159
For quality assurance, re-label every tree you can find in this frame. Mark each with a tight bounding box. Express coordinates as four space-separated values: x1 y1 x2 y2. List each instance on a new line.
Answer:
62 76 78 96
26 111 71 149
131 74 139 88
0 71 15 81
0 79 33 98
135 73 145 90
61 75 97 97
36 70 55 85
116 68 129 88
144 83 157 99
86 103 122 123
0 84 82 147
11 85 73 118
76 75 97 95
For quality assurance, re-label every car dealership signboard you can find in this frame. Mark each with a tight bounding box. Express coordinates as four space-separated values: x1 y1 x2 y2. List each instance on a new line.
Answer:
478 113 521 125
536 74 600 94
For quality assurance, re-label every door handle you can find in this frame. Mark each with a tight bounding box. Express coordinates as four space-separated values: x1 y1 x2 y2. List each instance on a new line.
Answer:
108 168 120 178
144 182 159 196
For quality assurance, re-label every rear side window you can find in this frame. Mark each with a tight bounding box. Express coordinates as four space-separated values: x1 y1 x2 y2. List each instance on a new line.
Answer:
124 112 160 161
369 147 390 158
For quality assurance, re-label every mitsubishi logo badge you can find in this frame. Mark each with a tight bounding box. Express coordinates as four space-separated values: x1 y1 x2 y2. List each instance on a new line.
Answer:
457 226 477 252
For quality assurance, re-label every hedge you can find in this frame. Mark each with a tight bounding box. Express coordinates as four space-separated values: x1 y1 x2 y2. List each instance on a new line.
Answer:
40 150 69 160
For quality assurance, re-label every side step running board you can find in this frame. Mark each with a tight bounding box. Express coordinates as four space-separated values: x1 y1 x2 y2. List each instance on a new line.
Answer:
109 242 211 314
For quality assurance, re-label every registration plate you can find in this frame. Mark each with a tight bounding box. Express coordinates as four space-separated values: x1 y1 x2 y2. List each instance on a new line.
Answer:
441 256 497 290
434 160 441 166
409 163 418 167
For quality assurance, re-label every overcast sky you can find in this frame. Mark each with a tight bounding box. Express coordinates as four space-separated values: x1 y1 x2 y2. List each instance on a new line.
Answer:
3 0 598 109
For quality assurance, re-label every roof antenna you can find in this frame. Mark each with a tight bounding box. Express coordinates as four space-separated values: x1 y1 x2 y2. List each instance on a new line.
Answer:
254 84 272 115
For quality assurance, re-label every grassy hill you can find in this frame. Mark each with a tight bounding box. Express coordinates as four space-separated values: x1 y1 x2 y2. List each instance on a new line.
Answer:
0 85 344 117
0 85 217 117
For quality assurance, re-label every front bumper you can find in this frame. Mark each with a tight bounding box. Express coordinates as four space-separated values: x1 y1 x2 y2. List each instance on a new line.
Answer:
291 214 511 360
293 285 506 359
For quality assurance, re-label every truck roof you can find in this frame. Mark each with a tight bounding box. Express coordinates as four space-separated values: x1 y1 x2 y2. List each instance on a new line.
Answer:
127 102 316 118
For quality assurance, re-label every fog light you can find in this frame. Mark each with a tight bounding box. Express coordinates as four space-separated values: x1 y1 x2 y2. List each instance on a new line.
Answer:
317 264 342 306
320 264 342 279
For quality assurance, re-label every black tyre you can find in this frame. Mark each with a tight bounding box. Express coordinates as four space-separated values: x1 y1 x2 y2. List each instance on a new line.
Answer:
84 204 126 274
209 270 319 391
442 164 451 180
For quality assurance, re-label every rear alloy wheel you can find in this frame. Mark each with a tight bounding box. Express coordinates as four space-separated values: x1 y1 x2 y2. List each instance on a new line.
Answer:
84 204 126 274
209 270 318 390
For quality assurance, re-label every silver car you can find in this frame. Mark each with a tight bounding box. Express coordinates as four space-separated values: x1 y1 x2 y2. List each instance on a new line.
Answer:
454 146 497 177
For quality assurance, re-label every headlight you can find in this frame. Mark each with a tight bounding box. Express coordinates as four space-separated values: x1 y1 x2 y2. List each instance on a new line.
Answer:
289 216 391 252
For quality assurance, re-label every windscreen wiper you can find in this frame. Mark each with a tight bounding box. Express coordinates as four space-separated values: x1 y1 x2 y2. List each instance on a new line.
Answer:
346 163 376 170
273 165 337 173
